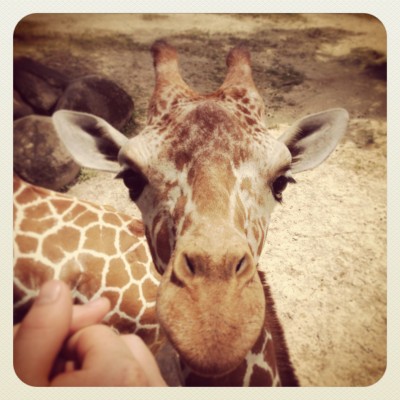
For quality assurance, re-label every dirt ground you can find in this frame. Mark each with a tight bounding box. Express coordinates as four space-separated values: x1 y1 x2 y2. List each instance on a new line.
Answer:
14 13 386 386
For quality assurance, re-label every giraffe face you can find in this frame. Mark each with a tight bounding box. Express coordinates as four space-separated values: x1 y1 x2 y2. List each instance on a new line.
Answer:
53 41 348 377
116 101 292 375
118 101 292 274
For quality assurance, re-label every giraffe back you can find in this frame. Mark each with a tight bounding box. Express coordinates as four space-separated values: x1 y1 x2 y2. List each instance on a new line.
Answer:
13 175 163 352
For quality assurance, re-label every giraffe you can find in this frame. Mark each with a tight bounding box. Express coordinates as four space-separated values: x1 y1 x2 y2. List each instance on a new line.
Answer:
52 40 348 382
13 174 162 353
13 174 296 386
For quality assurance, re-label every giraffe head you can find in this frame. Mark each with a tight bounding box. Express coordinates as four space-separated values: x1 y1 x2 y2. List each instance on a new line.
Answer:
53 40 348 376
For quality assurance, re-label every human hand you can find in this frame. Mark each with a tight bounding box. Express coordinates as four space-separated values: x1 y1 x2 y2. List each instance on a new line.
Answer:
13 280 167 387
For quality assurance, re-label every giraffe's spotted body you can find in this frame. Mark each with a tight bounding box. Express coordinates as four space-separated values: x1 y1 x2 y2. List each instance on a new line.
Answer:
13 176 162 350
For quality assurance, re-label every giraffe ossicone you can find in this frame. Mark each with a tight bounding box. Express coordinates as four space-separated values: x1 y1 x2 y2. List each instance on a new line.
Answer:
23 40 348 383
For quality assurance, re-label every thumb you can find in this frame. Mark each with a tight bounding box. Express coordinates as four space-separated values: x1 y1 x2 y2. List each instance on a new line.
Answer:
14 280 72 386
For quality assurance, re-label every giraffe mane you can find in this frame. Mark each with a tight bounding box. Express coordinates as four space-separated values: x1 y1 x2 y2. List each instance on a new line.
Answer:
258 270 299 386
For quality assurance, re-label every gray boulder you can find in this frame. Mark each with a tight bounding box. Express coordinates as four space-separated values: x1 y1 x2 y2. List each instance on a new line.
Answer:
14 115 80 190
56 75 134 130
13 89 34 120
14 57 68 114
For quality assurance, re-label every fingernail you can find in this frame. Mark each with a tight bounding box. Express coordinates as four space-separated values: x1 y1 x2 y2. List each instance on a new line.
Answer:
87 297 108 307
36 280 62 305
88 297 111 312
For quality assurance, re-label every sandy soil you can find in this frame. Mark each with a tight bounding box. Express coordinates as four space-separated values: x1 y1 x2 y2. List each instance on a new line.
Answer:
14 13 386 386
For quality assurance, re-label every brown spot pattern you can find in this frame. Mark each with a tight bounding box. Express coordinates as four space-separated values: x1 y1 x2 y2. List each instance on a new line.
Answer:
119 229 139 252
140 304 157 324
128 260 147 280
84 225 117 255
126 244 148 265
141 278 158 301
77 253 104 297
120 284 142 315
14 257 54 289
51 198 73 215
42 226 80 263
16 187 40 204
20 217 57 234
62 203 86 222
24 202 51 219
15 235 38 253
249 364 273 386
106 258 130 287
103 212 122 227
75 210 99 227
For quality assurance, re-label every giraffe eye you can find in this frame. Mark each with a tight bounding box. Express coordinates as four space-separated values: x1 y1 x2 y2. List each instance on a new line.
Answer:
116 168 148 201
271 175 295 202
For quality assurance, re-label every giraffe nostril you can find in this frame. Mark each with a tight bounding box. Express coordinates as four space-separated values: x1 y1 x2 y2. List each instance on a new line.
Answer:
234 252 256 283
235 256 245 274
172 245 255 285
184 254 196 275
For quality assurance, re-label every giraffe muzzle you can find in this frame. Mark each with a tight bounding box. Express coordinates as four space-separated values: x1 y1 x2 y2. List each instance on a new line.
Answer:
156 236 266 376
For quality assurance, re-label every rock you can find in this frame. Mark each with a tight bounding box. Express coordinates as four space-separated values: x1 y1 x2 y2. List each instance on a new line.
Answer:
13 115 80 190
14 57 68 114
13 89 34 120
56 75 134 130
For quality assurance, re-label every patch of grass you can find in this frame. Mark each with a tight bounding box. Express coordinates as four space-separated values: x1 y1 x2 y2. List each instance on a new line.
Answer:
78 168 98 182
121 114 141 137
59 168 98 192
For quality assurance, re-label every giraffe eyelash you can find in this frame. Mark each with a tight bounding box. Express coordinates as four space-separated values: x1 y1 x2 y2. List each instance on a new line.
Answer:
271 173 296 203
115 168 148 201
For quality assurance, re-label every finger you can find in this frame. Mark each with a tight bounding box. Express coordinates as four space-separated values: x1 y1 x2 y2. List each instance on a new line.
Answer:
52 324 150 387
121 335 167 386
14 297 111 338
70 297 110 333
52 298 111 378
13 280 72 386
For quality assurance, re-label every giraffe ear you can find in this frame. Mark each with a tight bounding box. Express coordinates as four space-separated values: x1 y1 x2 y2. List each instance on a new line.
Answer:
52 110 128 172
278 108 349 174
